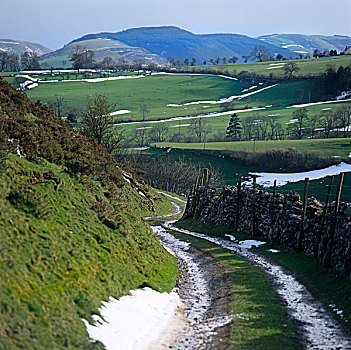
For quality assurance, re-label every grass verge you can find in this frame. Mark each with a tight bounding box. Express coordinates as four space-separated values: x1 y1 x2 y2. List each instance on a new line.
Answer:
167 223 302 349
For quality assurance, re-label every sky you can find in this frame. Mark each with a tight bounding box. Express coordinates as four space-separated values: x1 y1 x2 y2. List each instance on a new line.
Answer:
1 0 351 49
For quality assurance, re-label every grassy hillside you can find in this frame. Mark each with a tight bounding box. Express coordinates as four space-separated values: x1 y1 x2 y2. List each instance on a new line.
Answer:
0 38 52 56
259 34 351 55
181 55 351 78
39 38 167 68
0 79 177 348
155 138 351 158
71 26 294 63
22 74 326 124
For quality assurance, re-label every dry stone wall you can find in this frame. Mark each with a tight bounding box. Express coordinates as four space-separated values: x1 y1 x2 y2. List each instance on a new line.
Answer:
183 185 351 280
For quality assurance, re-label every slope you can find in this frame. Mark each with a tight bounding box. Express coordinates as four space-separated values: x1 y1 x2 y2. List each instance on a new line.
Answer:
0 38 52 56
39 38 167 68
70 26 295 63
0 79 177 348
259 34 351 55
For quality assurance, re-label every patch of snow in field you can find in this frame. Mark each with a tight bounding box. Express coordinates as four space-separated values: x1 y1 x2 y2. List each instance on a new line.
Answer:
239 240 266 249
248 162 351 187
135 126 153 130
322 108 332 111
267 249 280 253
268 114 280 117
294 51 308 54
170 124 190 128
152 72 238 81
15 74 38 82
82 288 181 350
132 146 150 151
269 63 287 66
115 107 267 126
348 153 351 158
165 84 277 107
267 66 284 70
39 75 145 84
109 110 131 116
286 98 351 109
224 234 236 241
286 118 298 124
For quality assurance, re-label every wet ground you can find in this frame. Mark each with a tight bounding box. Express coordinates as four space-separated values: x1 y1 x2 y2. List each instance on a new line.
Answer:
153 226 232 349
165 221 351 350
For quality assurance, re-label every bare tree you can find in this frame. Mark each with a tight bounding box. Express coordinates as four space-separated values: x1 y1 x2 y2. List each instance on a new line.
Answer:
283 62 300 79
47 94 67 118
189 117 212 143
336 105 351 138
139 105 150 122
250 46 272 62
79 93 123 154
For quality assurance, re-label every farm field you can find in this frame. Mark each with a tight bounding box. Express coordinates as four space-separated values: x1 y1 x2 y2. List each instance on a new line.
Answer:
156 138 351 158
120 99 351 139
181 55 351 78
19 73 337 125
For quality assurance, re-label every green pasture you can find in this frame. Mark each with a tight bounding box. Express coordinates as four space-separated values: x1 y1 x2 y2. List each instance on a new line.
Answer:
121 100 351 138
181 55 351 78
22 74 328 124
24 74 245 120
156 138 351 158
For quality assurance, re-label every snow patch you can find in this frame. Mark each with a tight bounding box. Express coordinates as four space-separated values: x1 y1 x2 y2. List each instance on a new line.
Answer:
109 110 131 116
239 240 266 249
249 162 351 187
170 124 190 128
267 249 280 253
224 234 236 241
82 288 181 350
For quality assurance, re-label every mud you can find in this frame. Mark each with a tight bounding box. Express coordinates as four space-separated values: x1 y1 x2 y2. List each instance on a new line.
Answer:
166 222 351 350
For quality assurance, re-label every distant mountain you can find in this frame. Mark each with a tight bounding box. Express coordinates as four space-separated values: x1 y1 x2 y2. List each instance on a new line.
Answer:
72 26 295 64
259 34 351 55
39 37 167 68
41 27 351 68
0 38 52 56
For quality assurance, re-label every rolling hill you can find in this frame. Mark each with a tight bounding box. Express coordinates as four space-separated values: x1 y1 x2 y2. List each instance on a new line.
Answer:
39 37 167 68
71 26 295 64
0 38 52 56
259 34 351 56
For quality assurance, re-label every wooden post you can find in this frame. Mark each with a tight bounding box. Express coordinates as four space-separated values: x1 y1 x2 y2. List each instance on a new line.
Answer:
270 179 277 244
298 177 309 251
326 173 344 267
273 179 277 197
335 173 344 214
235 175 242 230
314 176 334 258
252 175 257 237
203 168 209 188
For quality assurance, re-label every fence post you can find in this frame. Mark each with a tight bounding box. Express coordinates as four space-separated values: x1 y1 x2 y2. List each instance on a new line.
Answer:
235 175 242 230
298 177 309 251
252 175 257 237
326 173 345 267
270 179 278 243
314 176 334 258
273 179 277 197
335 172 344 214
194 168 209 220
